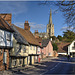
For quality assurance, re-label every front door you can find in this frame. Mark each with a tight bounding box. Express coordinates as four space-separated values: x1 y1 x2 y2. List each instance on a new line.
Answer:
30 56 32 65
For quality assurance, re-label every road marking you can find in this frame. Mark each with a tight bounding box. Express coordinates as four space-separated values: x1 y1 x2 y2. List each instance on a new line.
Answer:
50 63 60 71
40 63 60 75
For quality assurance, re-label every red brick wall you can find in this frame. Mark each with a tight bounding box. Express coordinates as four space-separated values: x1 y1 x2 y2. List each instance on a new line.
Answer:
0 49 9 71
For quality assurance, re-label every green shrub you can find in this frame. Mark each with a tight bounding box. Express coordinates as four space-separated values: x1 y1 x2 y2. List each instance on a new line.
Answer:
52 43 58 51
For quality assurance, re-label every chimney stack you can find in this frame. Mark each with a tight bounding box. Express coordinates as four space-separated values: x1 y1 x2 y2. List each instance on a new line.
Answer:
34 30 39 38
24 21 30 31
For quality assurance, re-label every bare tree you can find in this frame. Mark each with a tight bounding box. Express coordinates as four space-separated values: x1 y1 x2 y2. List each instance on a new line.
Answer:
56 1 75 30
39 1 75 31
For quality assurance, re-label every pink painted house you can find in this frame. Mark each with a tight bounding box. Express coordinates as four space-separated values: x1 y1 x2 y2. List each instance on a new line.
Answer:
34 30 43 62
42 39 53 58
34 30 53 61
36 38 42 62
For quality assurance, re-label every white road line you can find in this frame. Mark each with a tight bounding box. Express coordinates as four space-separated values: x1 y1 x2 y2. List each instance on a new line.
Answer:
40 63 60 75
50 63 60 71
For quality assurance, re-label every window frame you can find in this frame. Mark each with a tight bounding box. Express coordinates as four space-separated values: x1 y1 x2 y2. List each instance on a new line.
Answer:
6 32 11 41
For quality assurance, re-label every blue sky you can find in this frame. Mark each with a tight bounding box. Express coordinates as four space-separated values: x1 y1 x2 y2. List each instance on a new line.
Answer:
0 1 68 36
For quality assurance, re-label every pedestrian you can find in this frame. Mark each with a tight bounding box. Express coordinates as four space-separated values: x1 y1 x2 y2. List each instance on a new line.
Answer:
67 55 70 61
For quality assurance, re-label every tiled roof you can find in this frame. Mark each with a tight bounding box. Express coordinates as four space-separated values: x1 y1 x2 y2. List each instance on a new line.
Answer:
0 14 11 24
57 42 70 53
36 38 42 43
11 25 29 45
14 25 40 46
0 16 13 32
42 39 50 47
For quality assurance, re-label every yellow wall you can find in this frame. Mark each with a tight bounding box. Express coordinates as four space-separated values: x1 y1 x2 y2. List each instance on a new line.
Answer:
27 45 36 54
25 57 27 65
11 37 37 67
10 37 28 68
32 56 34 64
11 37 28 56
25 45 37 65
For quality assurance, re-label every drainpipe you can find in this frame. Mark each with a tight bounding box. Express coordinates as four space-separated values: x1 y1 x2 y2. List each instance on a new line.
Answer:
3 49 7 70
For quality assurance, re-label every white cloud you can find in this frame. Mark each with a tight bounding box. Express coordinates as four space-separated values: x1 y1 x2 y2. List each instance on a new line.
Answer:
61 26 74 30
14 22 24 28
14 22 46 32
29 22 46 31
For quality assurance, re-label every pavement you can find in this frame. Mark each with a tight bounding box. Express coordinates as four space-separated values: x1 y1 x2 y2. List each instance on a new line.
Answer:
0 57 75 75
0 57 57 75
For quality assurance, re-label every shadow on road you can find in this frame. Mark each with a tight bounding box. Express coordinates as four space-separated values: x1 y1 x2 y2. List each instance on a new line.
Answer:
9 57 75 75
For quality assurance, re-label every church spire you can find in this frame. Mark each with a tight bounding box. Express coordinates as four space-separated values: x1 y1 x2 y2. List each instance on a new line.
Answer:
47 9 54 37
49 9 52 24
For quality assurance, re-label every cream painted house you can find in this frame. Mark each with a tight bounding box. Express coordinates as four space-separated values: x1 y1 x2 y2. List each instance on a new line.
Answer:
14 21 40 65
10 21 40 67
27 45 37 64
10 25 29 68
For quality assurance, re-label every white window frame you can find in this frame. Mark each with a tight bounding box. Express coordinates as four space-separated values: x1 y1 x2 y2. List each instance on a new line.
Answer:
34 46 36 50
38 47 40 52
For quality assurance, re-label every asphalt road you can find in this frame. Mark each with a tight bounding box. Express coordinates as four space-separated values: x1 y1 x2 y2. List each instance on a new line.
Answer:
41 57 75 75
11 57 75 75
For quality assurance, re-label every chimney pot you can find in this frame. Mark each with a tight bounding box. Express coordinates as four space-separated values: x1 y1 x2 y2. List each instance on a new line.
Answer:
37 30 38 32
35 30 38 32
24 21 30 31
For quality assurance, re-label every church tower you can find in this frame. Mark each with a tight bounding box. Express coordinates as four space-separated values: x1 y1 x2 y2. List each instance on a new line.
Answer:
47 9 54 38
